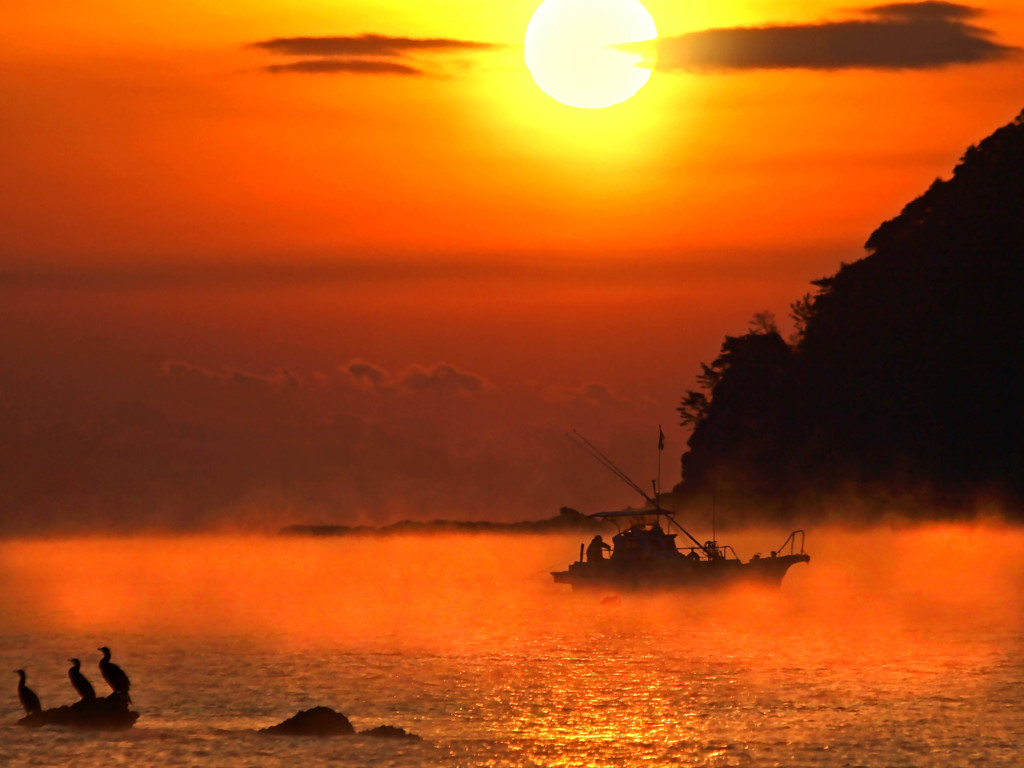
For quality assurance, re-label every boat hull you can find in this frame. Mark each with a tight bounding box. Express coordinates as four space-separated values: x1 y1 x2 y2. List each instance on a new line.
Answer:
551 552 809 591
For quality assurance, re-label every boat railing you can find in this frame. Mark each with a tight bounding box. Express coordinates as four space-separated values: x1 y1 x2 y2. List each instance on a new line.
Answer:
776 529 806 556
679 544 740 561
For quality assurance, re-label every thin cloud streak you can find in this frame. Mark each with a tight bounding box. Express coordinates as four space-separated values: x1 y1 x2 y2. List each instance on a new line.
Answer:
654 1 1017 72
0 248 840 293
0 251 832 292
265 58 422 76
252 33 500 77
252 34 499 57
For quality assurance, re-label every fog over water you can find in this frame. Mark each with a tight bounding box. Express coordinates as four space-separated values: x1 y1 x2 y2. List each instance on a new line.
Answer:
2 523 1023 766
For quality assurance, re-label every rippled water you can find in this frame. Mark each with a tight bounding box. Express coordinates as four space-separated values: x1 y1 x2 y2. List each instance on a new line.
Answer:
1 525 1023 766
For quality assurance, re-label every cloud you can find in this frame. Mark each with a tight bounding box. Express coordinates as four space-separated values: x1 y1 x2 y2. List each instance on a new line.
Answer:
397 363 488 395
253 34 498 57
0 354 667 533
162 360 300 391
653 1 1016 72
341 359 389 389
252 33 499 77
336 359 488 395
558 383 635 409
265 58 422 76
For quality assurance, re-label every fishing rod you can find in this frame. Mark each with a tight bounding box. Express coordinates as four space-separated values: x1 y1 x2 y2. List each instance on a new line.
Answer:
566 429 655 506
567 429 714 558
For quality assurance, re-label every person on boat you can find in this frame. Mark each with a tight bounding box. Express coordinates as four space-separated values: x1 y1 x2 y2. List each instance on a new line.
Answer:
586 535 611 563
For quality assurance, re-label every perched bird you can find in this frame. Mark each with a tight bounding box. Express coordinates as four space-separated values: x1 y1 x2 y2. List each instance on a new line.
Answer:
68 658 96 702
15 670 42 715
97 646 131 702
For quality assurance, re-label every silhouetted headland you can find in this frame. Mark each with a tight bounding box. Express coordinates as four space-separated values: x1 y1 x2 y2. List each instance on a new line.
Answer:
674 107 1024 518
281 506 611 537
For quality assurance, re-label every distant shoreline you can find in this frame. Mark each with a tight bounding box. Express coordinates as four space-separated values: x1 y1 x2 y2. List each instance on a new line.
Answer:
279 507 613 537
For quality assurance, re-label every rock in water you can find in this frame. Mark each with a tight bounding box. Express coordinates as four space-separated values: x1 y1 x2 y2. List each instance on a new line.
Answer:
260 706 355 736
17 692 138 730
359 724 422 740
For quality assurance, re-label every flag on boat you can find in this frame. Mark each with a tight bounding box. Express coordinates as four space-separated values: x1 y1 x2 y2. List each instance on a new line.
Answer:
658 426 665 451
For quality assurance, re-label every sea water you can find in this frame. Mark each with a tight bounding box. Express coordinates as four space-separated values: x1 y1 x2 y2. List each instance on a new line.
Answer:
1 525 1022 767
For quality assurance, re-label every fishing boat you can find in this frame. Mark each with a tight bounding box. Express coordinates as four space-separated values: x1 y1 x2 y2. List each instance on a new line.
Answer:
551 509 808 590
551 430 809 591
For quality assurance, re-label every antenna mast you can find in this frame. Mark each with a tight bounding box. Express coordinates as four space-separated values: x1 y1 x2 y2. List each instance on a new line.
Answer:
656 425 664 503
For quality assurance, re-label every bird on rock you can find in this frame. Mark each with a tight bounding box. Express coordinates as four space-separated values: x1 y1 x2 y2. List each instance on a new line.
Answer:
98 646 131 703
15 670 42 715
68 658 96 702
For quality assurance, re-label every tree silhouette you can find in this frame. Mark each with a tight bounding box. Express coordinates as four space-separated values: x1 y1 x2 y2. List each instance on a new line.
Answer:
679 328 797 504
676 108 1024 514
788 293 814 345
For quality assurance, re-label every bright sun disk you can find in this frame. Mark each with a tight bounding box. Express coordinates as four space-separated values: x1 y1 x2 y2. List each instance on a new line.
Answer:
524 0 657 110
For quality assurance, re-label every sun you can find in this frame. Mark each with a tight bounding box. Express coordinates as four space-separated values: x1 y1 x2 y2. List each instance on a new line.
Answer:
524 0 657 110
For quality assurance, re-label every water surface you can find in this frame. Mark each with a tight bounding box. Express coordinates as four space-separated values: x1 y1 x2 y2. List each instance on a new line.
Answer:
1 525 1022 766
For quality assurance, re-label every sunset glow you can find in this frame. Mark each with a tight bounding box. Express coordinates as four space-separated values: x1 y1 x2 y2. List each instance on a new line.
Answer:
3 0 1024 528
3 2 1024 765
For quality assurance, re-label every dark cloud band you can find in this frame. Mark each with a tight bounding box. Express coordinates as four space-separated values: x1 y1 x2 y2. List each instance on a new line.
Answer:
655 1 1016 72
253 34 498 57
252 34 498 76
265 58 422 76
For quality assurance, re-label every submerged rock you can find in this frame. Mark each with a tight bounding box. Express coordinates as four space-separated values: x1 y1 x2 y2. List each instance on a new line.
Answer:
18 693 138 730
359 724 422 740
260 707 422 740
260 706 355 736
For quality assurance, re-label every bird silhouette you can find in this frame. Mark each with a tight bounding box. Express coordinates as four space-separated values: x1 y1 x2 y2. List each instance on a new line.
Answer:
68 658 96 702
15 670 42 715
98 646 131 703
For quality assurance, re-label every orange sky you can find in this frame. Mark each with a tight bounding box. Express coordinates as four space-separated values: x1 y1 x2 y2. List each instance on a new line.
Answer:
2 0 1023 531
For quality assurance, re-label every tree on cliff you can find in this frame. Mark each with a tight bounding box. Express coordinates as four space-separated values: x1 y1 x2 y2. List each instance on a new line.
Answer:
676 108 1024 513
678 317 799 503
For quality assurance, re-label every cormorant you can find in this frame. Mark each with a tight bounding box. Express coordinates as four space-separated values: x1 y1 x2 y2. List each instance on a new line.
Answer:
68 658 96 702
15 670 42 715
97 646 131 702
